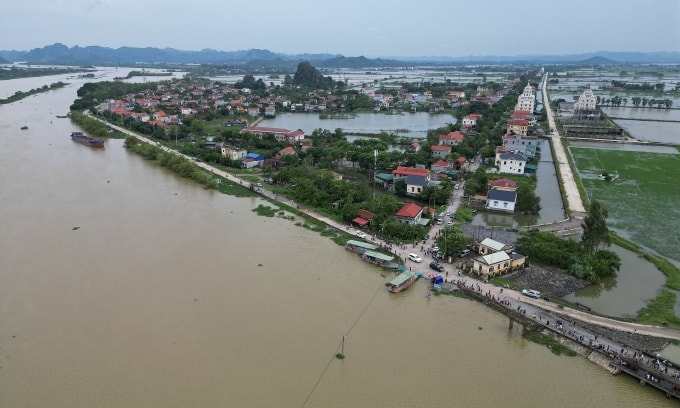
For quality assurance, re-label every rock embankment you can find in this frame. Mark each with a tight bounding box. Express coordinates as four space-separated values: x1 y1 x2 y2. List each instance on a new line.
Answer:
505 266 670 352
504 265 590 298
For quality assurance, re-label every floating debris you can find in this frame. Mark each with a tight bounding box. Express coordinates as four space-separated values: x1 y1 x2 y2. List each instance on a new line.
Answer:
257 263 263 267
20 126 28 130
72 226 80 230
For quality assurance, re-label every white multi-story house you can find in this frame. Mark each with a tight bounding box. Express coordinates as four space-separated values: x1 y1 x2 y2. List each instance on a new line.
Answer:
515 82 535 112
496 152 526 174
574 85 597 111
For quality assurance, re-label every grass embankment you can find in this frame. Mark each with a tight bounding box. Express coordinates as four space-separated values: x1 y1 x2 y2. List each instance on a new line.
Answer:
0 81 67 104
125 135 360 248
124 136 256 198
70 111 126 139
568 146 680 326
523 330 578 356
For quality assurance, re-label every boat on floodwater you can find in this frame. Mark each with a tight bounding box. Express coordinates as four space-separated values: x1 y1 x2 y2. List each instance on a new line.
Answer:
71 132 104 148
388 270 418 293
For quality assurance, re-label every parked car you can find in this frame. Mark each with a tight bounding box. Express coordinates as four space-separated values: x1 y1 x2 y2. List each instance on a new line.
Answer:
429 262 444 272
522 289 541 299
454 184 460 190
459 249 471 258
355 231 366 239
408 253 422 263
447 221 454 226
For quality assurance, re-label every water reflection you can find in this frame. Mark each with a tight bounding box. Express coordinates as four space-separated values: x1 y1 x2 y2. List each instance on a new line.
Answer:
563 244 666 318
260 112 456 138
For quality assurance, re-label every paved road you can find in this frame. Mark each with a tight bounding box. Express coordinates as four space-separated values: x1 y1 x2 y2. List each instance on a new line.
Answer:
542 74 586 214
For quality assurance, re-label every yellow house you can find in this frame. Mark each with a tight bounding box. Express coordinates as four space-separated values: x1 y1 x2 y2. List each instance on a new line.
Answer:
471 252 511 277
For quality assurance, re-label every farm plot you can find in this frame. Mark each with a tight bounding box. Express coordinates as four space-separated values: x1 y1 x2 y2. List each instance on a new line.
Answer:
570 146 680 261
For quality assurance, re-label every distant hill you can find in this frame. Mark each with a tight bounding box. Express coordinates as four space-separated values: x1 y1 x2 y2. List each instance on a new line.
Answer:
0 55 8 64
580 56 619 65
316 56 402 68
1 43 679 67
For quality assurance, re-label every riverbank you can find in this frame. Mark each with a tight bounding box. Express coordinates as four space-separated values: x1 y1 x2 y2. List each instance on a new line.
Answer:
0 81 66 104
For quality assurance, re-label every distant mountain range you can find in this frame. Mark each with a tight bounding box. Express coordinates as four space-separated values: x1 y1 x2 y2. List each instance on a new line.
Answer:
1 43 679 67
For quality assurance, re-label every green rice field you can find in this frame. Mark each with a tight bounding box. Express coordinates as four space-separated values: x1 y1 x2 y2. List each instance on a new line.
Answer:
569 147 680 262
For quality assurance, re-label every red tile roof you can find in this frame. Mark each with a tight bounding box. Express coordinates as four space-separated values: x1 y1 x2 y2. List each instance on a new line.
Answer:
488 179 517 189
431 145 451 151
439 131 464 141
352 217 370 226
512 110 532 119
395 202 423 218
392 166 430 177
358 209 375 220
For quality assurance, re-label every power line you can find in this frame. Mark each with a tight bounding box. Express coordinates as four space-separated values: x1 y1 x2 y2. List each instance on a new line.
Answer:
300 284 383 407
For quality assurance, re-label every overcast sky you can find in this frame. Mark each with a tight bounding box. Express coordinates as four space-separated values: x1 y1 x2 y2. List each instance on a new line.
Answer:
2 0 679 57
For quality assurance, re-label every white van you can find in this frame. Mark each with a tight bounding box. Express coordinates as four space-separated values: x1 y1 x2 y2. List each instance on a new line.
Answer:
408 253 422 263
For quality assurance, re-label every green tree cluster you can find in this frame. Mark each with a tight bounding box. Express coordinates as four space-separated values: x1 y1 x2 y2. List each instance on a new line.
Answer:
514 201 620 283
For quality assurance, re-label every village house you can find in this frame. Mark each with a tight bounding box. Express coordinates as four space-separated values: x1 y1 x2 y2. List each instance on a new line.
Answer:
391 166 430 181
264 105 276 117
374 173 394 190
394 202 424 225
471 251 511 278
471 250 527 278
248 106 261 117
487 178 518 191
438 131 464 146
486 188 517 212
221 146 247 161
496 152 526 174
242 152 264 169
478 238 512 255
454 156 467 170
242 126 305 144
461 113 483 127
277 146 296 157
405 175 429 196
431 145 451 158
352 209 376 229
447 90 465 104
506 118 529 136
502 133 539 157
430 159 451 174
